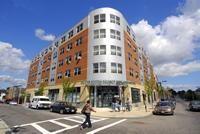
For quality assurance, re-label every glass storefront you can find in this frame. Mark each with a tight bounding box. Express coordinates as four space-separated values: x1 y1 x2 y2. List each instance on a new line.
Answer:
48 89 59 102
90 86 119 107
131 88 141 103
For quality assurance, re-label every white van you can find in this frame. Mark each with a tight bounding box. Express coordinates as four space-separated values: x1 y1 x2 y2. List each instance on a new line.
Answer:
29 96 52 109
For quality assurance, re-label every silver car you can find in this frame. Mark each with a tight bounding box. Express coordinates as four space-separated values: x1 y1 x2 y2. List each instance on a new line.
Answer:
153 101 174 115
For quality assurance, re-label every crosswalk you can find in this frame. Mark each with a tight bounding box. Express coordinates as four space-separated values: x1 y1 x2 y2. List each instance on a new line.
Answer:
13 115 116 134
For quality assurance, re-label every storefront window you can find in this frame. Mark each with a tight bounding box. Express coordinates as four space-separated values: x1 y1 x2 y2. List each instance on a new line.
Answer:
66 87 80 104
131 88 141 103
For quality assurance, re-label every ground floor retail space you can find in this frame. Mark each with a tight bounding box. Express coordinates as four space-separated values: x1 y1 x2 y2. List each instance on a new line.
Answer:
25 84 158 108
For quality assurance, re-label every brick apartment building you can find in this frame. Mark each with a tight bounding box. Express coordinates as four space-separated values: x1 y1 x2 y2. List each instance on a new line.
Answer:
26 7 157 107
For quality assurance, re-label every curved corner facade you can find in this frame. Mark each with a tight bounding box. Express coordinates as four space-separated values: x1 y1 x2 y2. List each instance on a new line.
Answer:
26 7 158 108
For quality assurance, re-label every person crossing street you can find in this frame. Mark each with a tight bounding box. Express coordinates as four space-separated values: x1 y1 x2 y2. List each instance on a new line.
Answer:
80 100 96 130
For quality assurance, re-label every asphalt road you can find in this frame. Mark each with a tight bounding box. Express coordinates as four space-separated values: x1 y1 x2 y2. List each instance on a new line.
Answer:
0 99 199 134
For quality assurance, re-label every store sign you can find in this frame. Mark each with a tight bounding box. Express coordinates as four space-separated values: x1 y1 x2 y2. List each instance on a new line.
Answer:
81 80 133 86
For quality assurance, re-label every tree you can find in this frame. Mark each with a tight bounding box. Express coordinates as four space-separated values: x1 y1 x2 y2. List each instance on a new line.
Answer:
144 79 153 104
62 77 76 101
35 83 45 96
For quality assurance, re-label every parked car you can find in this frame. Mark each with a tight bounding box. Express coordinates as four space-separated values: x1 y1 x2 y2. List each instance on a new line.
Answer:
50 101 77 114
9 100 18 105
29 96 51 109
153 101 174 115
188 101 200 111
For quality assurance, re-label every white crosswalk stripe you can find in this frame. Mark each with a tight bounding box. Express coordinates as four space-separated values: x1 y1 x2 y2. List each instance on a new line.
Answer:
13 115 109 134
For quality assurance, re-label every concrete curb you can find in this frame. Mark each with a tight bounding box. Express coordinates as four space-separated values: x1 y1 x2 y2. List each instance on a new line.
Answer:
0 119 10 134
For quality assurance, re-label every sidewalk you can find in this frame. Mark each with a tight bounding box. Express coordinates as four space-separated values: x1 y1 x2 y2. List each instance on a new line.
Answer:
0 119 10 134
78 105 153 118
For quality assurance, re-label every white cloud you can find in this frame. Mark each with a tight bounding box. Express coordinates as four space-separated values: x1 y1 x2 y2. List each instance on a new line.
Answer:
35 28 55 41
156 61 200 77
131 0 200 77
0 41 31 71
0 75 27 87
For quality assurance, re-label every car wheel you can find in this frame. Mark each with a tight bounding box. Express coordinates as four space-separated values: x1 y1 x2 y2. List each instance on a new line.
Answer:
60 109 64 114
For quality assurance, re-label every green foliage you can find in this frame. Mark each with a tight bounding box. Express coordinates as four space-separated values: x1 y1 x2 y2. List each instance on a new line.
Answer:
62 78 76 100
35 83 45 96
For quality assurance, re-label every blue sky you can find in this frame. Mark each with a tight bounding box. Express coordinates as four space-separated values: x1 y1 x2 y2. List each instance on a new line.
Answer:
0 0 200 91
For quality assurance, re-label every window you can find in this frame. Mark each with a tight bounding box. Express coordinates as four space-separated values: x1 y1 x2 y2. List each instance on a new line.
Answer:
61 36 66 43
57 72 62 79
93 46 99 55
100 62 106 73
94 14 106 24
111 63 117 73
75 51 82 60
111 45 116 55
65 69 70 77
127 26 130 35
45 78 48 82
77 23 83 33
55 42 59 47
117 47 121 56
66 87 80 103
116 31 121 40
76 37 82 46
93 63 98 73
58 60 64 67
100 14 106 22
74 67 81 75
100 45 106 55
110 14 115 23
94 15 99 24
110 29 115 39
129 68 134 76
48 55 51 61
46 66 50 71
94 29 106 39
110 14 120 25
94 30 99 39
66 56 72 64
53 52 57 59
60 47 65 55
110 29 120 40
131 88 141 103
118 64 122 74
100 29 106 38
66 43 72 51
68 30 73 38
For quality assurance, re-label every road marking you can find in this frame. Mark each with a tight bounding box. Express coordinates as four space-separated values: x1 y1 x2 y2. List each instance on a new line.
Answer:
48 120 71 128
32 123 50 134
86 119 127 134
51 125 79 134
63 117 83 123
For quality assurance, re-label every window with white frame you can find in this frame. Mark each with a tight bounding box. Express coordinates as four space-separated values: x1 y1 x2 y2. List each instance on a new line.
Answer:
65 69 70 77
75 51 82 60
53 51 57 59
61 36 66 43
94 29 106 39
111 45 116 55
110 14 120 25
66 56 72 64
66 43 72 51
100 45 106 55
94 14 106 24
117 47 121 56
93 63 98 73
60 47 65 55
100 62 106 73
118 64 122 74
76 37 82 46
100 29 106 38
93 46 99 55
77 23 83 33
74 67 81 75
110 29 121 40
68 30 73 38
57 72 63 79
58 60 64 67
111 63 117 73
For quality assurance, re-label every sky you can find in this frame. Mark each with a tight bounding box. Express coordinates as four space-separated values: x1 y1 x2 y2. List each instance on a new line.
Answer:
0 0 200 91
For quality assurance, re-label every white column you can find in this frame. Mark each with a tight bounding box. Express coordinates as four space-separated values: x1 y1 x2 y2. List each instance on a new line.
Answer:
94 86 97 107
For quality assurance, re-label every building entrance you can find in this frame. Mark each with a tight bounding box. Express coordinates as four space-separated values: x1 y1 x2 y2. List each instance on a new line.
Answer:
90 86 119 107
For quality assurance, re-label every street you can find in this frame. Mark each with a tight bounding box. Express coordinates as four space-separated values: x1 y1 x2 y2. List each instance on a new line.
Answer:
0 99 200 134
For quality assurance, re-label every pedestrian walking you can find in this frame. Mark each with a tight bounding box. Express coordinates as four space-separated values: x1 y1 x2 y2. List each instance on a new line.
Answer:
80 100 96 130
111 97 116 111
117 98 121 112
